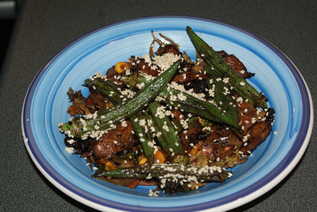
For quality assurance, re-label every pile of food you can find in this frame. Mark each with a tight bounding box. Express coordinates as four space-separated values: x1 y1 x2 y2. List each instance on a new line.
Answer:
59 27 274 195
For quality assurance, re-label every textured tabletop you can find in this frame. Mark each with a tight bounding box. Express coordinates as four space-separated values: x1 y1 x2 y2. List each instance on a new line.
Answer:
0 0 316 211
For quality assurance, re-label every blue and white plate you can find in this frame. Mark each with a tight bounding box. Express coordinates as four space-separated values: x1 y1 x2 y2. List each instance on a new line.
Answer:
22 17 313 211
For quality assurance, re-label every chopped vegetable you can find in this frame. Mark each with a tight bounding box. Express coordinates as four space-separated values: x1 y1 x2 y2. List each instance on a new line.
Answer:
148 102 183 156
94 163 230 193
124 74 239 128
59 61 180 138
186 26 267 107
131 113 156 161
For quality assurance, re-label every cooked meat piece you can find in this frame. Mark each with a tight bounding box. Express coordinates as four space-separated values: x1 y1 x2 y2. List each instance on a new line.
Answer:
227 133 243 146
138 60 160 76
130 57 160 76
102 178 140 187
191 60 206 73
92 121 135 159
224 55 254 78
217 50 227 57
192 126 245 166
238 102 258 133
67 104 89 116
241 121 272 152
86 92 111 110
67 92 111 116
67 88 84 102
67 89 90 116
171 110 183 121
156 44 181 56
67 91 90 116
180 127 202 151
217 50 254 78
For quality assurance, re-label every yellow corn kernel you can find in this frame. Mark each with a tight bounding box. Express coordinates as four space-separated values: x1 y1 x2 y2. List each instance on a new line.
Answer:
138 156 148 165
154 150 166 163
189 144 200 156
105 161 117 170
114 62 129 73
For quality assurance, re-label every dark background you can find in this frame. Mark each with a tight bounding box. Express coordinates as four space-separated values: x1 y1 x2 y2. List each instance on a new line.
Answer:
0 0 316 211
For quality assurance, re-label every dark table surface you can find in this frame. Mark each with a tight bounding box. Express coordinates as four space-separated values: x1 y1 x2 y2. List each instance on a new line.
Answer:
1 0 316 211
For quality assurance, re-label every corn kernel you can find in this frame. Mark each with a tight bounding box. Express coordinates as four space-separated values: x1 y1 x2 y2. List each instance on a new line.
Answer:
154 150 166 163
115 62 129 73
138 156 148 165
105 161 117 170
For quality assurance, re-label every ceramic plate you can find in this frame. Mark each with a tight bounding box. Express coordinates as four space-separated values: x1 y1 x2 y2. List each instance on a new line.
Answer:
22 17 313 211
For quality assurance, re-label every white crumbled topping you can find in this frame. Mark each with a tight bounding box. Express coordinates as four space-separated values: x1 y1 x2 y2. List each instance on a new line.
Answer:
240 81 246 86
141 72 155 81
165 110 172 116
208 84 215 97
223 77 230 84
170 94 177 101
177 92 187 101
66 139 76 144
156 132 162 137
145 164 227 188
83 112 95 119
90 72 108 81
162 121 169 132
121 89 136 98
169 82 206 101
121 120 128 127
143 53 180 72
65 147 75 153
242 134 250 142
142 54 152 64
148 189 160 197
180 119 189 129
139 119 146 126
125 69 131 75
156 105 167 119
155 96 165 102
236 97 243 103
136 82 145 89
202 126 211 132
223 87 230 96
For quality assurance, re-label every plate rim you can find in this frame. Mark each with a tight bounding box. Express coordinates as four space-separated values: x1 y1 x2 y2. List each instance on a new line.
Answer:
21 16 314 212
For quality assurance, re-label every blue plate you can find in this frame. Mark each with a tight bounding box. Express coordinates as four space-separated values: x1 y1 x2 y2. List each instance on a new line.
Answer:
22 17 313 211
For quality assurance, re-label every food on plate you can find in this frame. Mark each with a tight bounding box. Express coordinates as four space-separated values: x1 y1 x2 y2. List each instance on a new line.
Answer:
59 26 274 195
